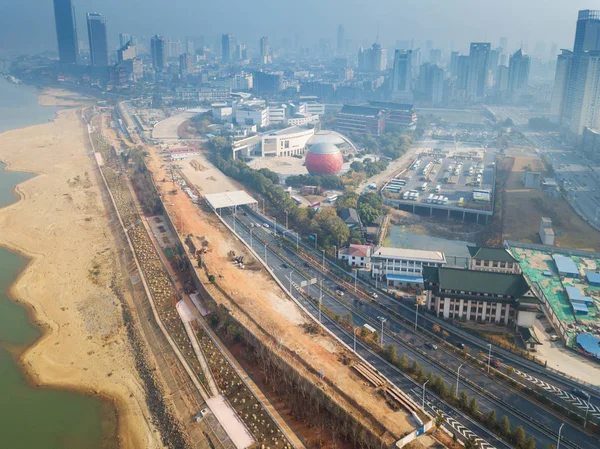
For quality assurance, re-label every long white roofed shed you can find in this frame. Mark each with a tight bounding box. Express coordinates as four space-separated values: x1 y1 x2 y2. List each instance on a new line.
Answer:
204 190 258 212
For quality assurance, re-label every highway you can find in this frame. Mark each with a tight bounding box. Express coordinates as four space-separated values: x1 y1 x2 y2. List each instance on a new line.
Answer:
227 207 600 449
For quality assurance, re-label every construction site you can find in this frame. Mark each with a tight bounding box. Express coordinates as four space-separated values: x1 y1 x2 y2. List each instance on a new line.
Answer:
93 106 437 449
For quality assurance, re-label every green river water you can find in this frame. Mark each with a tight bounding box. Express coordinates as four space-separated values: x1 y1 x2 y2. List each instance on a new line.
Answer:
0 77 115 449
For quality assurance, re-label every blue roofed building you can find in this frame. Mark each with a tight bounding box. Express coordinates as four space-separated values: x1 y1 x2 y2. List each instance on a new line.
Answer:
553 255 580 277
585 271 600 286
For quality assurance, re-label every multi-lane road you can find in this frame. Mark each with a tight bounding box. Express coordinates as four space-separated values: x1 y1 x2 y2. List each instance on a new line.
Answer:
222 207 600 449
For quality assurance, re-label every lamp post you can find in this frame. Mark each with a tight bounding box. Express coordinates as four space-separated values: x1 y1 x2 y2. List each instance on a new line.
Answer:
557 423 565 449
422 380 429 410
414 302 419 331
353 327 359 354
456 364 464 396
319 279 323 323
487 343 492 374
377 316 387 345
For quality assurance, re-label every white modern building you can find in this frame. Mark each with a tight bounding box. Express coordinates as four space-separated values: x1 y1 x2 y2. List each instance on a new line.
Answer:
370 246 446 287
261 126 315 157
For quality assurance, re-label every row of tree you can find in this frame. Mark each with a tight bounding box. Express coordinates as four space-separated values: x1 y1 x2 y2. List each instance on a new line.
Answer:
335 191 384 225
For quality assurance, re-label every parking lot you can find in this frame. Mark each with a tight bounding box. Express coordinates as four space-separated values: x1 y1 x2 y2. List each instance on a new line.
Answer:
384 143 496 212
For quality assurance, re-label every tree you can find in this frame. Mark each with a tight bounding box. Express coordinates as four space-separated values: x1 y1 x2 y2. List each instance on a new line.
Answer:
524 437 536 449
441 330 450 340
512 426 526 447
357 203 379 224
384 344 397 362
469 398 479 416
411 360 425 381
398 354 409 370
432 324 441 334
452 433 458 446
500 415 511 438
459 391 469 410
435 411 444 429
486 410 497 429
350 160 364 172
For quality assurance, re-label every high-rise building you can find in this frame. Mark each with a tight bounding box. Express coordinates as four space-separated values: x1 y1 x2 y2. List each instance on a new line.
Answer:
119 33 131 48
568 51 600 137
551 50 573 118
456 55 470 91
508 49 531 99
357 43 387 72
179 53 192 76
391 50 412 97
222 33 233 62
260 36 271 64
86 13 109 67
466 42 491 101
53 0 79 64
499 37 508 53
337 25 345 55
185 37 195 55
117 39 136 63
167 40 182 58
253 71 283 95
418 63 444 105
235 44 247 61
450 51 460 77
489 49 500 85
151 35 167 71
563 10 600 128
496 65 509 92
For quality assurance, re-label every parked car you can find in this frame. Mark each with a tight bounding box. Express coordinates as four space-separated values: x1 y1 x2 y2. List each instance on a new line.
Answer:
550 335 560 342
425 342 438 350
572 388 591 401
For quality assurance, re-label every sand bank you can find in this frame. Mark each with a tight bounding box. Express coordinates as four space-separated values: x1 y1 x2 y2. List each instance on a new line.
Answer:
0 109 162 449
36 87 92 107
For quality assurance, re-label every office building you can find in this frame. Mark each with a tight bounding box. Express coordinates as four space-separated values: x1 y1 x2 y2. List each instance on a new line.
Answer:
253 71 283 95
336 105 386 135
358 42 387 72
496 65 509 92
371 247 446 288
260 36 271 64
450 51 460 77
508 49 531 99
568 51 600 137
582 127 600 162
117 39 136 63
418 63 445 105
86 13 109 67
423 267 539 325
179 53 192 76
337 25 345 55
499 37 508 53
391 50 412 99
119 33 131 48
222 33 233 62
550 50 572 118
466 42 491 101
456 55 470 90
151 35 167 71
53 0 79 64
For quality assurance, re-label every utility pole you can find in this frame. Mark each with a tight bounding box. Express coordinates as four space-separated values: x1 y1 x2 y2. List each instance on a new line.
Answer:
456 364 464 396
557 423 565 449
487 343 492 374
378 316 386 345
422 380 429 410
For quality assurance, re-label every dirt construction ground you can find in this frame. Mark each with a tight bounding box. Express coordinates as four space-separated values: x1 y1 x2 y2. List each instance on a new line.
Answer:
501 153 599 251
143 145 420 444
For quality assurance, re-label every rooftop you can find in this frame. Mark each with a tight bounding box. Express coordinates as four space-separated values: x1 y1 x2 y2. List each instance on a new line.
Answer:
204 190 258 210
372 247 446 263
340 105 383 117
467 246 518 263
553 255 580 276
423 266 532 298
340 244 372 258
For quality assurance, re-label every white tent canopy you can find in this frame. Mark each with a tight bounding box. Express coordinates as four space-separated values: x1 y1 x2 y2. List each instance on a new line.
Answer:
204 190 258 211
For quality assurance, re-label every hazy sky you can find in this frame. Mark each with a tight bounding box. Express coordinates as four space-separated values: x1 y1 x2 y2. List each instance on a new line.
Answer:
0 0 596 55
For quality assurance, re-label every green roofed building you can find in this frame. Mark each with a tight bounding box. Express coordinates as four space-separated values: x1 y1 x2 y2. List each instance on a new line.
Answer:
467 246 521 274
423 266 539 326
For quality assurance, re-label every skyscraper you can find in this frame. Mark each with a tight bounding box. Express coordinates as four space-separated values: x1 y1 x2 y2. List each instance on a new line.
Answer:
450 51 460 77
391 50 412 97
357 43 386 72
117 39 136 63
508 49 531 99
53 0 79 64
151 35 167 71
86 13 109 67
551 50 573 118
466 42 491 101
418 63 444 105
568 51 600 137
179 53 192 76
222 33 233 62
260 36 271 64
119 33 131 48
563 10 600 127
337 25 345 55
499 37 508 52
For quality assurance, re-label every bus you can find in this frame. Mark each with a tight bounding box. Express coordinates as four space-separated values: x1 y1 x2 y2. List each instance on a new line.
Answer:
291 196 303 206
326 195 339 203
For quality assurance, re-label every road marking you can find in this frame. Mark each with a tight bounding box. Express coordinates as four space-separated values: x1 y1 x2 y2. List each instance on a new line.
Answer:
514 370 600 419
410 389 496 449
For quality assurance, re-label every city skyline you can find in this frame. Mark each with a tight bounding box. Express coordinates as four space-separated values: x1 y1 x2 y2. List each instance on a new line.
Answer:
1 0 597 56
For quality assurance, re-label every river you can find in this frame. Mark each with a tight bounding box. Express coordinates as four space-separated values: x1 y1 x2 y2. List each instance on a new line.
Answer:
0 77 114 449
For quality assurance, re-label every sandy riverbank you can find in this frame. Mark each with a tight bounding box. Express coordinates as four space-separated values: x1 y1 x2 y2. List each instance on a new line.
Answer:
36 87 93 107
0 108 163 449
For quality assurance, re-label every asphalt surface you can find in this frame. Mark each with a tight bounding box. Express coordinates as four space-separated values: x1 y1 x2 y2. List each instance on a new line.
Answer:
225 208 600 449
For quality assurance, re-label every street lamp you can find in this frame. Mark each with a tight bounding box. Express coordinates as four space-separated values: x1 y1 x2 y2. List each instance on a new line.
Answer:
557 423 565 449
456 364 464 396
319 279 323 323
377 316 387 345
353 327 359 354
487 344 492 374
422 380 429 409
414 302 419 331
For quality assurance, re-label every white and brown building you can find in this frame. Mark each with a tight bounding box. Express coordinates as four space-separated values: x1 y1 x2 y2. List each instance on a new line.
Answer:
338 244 372 268
423 266 539 326
468 246 521 274
371 247 446 288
